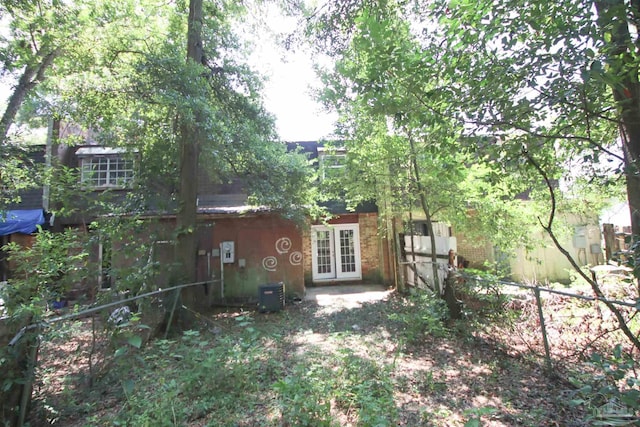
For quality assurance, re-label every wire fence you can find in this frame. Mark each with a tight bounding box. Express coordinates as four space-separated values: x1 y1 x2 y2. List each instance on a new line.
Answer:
3 266 639 425
2 279 220 427
8 280 219 346
401 258 638 371
457 271 638 372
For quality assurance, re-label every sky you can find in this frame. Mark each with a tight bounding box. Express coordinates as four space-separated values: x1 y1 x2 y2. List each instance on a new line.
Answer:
246 6 338 142
258 51 337 142
0 5 338 144
0 55 336 144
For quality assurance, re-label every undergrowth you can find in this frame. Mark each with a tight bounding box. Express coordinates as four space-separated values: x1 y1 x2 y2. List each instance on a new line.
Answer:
28 285 634 426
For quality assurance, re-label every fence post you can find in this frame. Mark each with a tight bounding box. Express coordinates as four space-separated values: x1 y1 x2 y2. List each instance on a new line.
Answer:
18 326 40 427
164 288 182 339
533 286 553 373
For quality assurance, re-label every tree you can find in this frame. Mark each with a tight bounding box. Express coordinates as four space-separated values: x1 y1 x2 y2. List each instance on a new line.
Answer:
2 0 315 289
175 0 205 285
314 5 544 292
304 0 639 349
0 0 315 420
426 0 640 349
0 0 147 143
168 0 313 286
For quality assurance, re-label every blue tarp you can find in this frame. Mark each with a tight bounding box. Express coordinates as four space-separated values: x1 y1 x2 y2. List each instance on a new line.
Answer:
0 209 45 236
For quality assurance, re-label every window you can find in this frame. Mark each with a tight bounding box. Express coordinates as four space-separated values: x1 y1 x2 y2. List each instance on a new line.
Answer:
81 157 134 188
77 147 135 189
318 147 346 181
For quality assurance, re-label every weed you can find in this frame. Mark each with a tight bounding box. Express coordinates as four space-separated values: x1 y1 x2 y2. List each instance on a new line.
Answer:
418 370 447 394
387 293 448 347
568 345 640 425
273 364 335 426
463 406 498 426
334 349 398 425
31 287 612 426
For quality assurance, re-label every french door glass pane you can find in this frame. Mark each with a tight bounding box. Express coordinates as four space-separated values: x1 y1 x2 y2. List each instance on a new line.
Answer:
316 230 332 274
339 229 356 273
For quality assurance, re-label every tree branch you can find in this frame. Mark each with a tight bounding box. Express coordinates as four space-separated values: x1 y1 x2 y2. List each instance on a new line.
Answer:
523 148 640 351
0 47 61 144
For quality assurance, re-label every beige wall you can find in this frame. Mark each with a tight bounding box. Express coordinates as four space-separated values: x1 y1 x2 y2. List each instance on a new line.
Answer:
455 214 603 284
456 233 495 269
509 223 602 284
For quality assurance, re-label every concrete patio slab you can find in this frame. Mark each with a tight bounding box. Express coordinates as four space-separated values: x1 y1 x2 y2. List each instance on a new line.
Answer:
304 284 392 308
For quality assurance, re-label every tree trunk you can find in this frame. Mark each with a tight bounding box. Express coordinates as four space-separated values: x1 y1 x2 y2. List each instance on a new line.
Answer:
407 133 441 294
175 126 199 284
175 0 204 290
0 49 60 144
595 0 640 237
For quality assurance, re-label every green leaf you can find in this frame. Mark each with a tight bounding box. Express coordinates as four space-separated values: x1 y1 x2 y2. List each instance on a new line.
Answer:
464 419 481 427
127 335 142 349
579 384 593 394
122 378 135 395
621 390 640 408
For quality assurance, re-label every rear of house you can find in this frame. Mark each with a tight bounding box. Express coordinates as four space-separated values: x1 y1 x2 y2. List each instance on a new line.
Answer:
38 137 393 304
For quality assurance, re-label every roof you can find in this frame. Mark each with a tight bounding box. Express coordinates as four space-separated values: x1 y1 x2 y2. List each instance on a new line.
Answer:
197 205 270 215
286 141 322 160
320 200 378 215
287 141 378 215
286 140 344 161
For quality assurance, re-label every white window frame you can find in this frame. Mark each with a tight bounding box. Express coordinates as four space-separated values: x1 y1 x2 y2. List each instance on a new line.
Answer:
77 147 136 189
311 224 362 282
318 147 346 181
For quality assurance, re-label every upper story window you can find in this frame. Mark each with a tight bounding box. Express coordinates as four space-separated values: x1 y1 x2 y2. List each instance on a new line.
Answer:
77 147 136 189
318 147 346 181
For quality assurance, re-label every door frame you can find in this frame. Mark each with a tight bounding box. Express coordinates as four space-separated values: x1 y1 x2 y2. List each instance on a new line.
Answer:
310 223 362 282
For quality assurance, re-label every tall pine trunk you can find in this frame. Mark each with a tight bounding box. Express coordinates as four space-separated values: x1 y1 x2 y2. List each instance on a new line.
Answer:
595 0 640 237
175 0 204 292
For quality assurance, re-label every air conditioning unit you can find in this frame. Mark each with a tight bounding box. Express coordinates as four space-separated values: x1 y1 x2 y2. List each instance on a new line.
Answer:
258 282 285 312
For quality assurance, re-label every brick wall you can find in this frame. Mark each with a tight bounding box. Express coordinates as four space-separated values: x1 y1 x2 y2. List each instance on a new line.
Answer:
358 213 387 283
302 225 312 285
455 232 494 268
303 213 391 286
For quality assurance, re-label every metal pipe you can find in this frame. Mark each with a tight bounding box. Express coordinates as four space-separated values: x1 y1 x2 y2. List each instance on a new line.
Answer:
534 286 553 372
220 242 224 299
8 280 221 346
460 274 638 308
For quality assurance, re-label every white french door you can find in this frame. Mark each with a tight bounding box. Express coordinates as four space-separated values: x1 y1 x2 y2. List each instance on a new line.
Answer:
311 224 361 281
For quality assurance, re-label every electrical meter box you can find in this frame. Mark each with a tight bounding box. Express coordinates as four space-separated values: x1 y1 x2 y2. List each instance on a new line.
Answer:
221 241 235 263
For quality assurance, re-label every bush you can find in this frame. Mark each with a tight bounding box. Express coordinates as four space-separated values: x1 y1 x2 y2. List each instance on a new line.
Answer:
569 345 640 425
387 292 448 346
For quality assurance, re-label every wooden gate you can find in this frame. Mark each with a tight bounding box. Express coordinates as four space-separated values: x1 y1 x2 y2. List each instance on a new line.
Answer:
401 234 457 293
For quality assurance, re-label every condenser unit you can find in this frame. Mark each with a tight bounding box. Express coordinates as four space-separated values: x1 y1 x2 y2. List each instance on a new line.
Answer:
258 282 285 312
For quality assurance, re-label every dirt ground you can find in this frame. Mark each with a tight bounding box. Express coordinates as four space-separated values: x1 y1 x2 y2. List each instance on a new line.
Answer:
26 283 636 426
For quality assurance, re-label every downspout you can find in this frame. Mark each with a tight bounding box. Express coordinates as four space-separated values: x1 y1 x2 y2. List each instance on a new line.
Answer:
219 242 224 299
